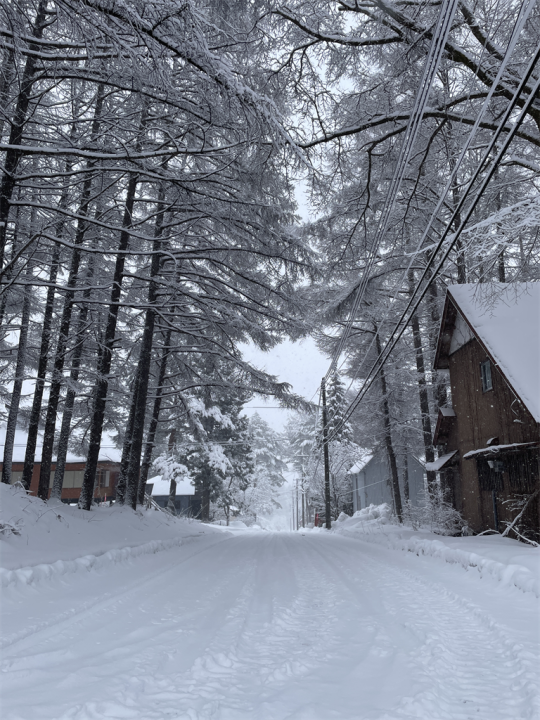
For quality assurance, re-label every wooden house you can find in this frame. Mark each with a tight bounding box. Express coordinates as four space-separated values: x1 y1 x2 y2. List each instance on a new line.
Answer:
432 283 539 536
0 425 121 502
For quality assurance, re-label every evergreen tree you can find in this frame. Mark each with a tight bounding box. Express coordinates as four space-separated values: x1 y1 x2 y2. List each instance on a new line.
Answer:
325 371 353 444
243 413 287 519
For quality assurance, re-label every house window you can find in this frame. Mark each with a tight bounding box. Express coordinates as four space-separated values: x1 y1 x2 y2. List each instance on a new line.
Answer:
480 359 493 392
97 469 110 488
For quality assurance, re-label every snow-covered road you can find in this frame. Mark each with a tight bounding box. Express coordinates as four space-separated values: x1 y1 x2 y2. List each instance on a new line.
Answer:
1 530 538 720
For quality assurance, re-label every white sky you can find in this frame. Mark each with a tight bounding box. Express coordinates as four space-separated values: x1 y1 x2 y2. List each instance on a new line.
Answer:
240 337 329 432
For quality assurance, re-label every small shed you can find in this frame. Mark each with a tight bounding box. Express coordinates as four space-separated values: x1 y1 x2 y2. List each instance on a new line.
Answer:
146 474 200 517
348 449 425 513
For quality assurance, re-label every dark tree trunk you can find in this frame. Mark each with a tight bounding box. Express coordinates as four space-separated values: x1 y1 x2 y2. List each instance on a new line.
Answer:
375 330 402 522
451 186 467 283
1 266 32 485
403 452 410 503
115 365 142 506
50 256 96 499
21 243 61 490
0 0 48 272
36 87 105 501
0 191 22 337
498 251 506 282
138 329 172 501
321 378 332 529
201 479 211 522
125 184 166 508
408 272 437 495
167 478 177 514
79 172 139 510
426 278 448 411
0 47 15 141
24 131 79 489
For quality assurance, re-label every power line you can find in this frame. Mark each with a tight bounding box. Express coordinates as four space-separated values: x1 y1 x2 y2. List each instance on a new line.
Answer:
325 0 535 408
329 47 540 443
322 0 461 382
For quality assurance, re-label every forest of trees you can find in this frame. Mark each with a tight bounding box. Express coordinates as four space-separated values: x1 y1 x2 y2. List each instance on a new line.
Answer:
1 0 538 521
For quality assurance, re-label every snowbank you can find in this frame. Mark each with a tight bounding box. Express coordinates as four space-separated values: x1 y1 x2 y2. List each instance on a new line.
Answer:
0 483 222 588
334 504 540 597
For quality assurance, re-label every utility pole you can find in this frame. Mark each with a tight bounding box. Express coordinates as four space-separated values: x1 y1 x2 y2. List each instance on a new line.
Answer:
321 378 332 529
295 475 299 531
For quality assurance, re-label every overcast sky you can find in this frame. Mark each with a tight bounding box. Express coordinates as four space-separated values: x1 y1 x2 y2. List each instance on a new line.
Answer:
240 337 329 432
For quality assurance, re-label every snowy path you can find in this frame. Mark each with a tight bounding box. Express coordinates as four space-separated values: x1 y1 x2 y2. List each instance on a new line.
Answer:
1 531 538 720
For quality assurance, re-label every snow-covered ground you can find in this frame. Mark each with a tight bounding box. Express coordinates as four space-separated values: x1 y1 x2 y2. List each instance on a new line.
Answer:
1 486 539 720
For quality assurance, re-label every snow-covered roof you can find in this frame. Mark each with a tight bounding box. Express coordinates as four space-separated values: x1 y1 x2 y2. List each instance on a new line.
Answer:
147 475 195 496
425 450 458 472
463 441 538 459
447 283 540 423
346 454 374 475
0 425 122 463
439 407 456 417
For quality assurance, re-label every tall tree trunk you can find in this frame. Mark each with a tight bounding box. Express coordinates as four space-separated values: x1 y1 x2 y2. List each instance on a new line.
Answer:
138 328 172 500
201 475 211 522
21 243 61 489
36 86 105 501
125 183 167 509
448 156 467 284
0 188 22 336
403 452 410 503
495 174 506 282
1 265 32 485
21 139 77 491
425 278 448 412
50 254 97 499
408 272 437 495
375 329 402 522
0 0 48 272
0 47 15 141
78 172 139 510
115 365 142 506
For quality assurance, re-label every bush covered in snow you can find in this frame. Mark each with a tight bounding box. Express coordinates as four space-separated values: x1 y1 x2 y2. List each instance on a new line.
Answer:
402 488 469 536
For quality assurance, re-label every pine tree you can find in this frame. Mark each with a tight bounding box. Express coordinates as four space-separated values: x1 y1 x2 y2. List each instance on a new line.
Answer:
326 371 353 444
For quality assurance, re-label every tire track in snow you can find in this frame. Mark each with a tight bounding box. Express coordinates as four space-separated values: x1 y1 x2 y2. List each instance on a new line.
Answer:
0 533 268 719
304 534 539 720
116 533 354 720
0 533 225 651
2 532 538 720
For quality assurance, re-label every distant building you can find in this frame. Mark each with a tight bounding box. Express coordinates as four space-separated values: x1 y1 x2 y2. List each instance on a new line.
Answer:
433 283 539 536
145 475 201 517
0 425 121 502
348 449 425 514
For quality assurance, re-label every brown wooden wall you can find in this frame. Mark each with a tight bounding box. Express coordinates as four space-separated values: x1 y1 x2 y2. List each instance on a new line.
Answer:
446 336 539 533
0 461 120 501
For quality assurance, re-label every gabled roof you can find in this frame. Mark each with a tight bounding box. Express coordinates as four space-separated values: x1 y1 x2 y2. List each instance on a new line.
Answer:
346 454 374 475
434 283 540 422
